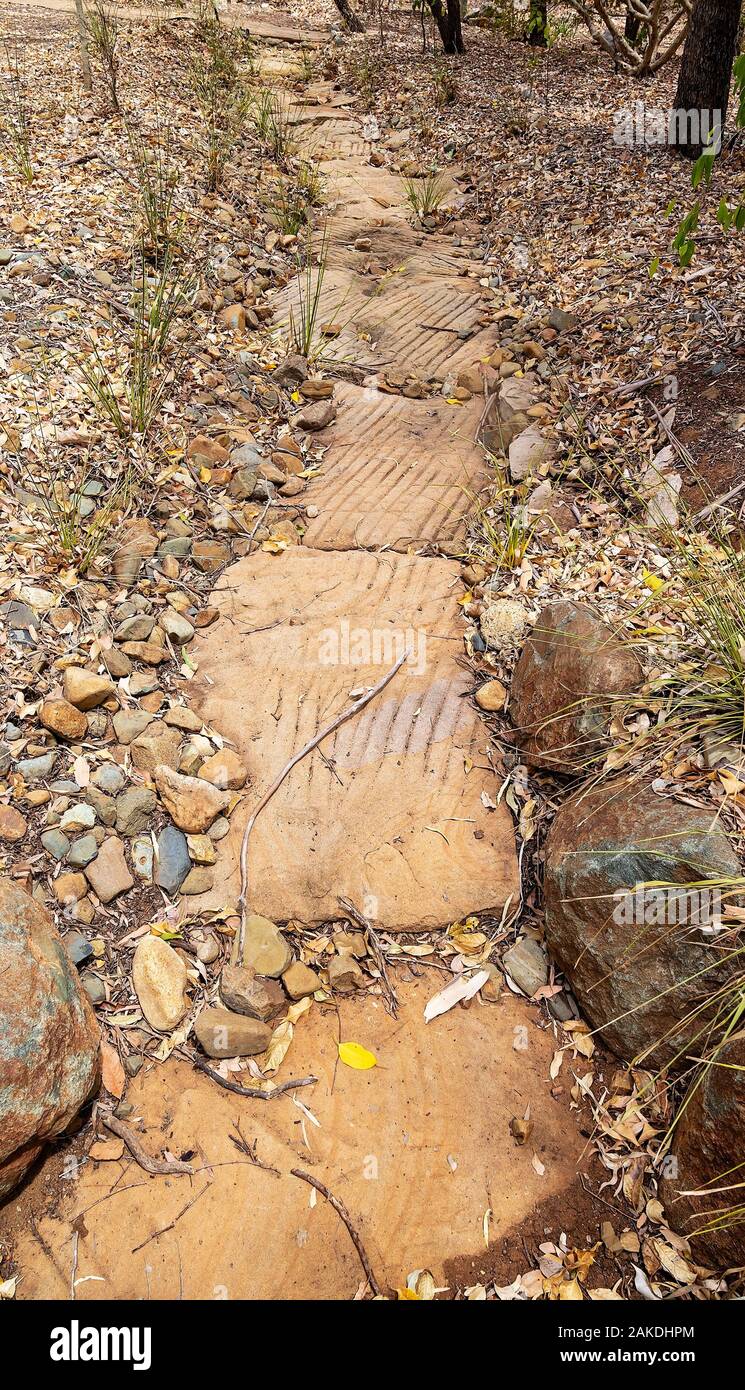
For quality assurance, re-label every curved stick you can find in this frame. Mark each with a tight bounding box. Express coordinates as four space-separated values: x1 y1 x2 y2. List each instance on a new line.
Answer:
234 651 409 964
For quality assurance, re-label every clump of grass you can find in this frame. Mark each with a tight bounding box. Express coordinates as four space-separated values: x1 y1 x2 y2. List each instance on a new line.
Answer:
10 373 133 572
298 46 315 83
0 40 34 183
251 88 295 165
190 16 251 188
615 524 745 780
287 227 329 359
349 47 384 99
125 118 181 251
403 170 448 223
84 0 120 111
297 157 323 207
468 464 539 573
77 242 197 439
267 175 309 236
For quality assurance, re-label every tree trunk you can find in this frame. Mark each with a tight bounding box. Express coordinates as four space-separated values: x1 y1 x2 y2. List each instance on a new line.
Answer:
674 0 742 158
529 0 548 46
74 0 93 92
429 0 464 53
331 0 365 33
624 7 640 44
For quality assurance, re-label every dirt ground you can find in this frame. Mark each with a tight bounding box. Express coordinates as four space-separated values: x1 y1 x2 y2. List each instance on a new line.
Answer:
5 978 603 1300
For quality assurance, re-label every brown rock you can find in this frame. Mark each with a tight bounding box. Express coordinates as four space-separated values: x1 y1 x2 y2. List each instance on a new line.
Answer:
193 541 230 573
154 765 230 833
120 640 166 665
62 668 115 711
282 959 319 999
544 778 742 1067
242 914 292 978
510 601 642 771
40 698 88 741
130 722 182 775
296 399 336 432
113 518 158 585
52 872 87 904
198 748 248 791
328 953 366 992
0 804 27 843
475 679 507 713
132 935 189 1032
187 434 229 466
0 880 100 1198
84 837 134 904
219 964 285 1021
164 705 203 733
194 1006 271 1058
663 1035 745 1268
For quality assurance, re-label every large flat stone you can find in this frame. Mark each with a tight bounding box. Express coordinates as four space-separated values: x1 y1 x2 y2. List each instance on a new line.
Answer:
188 548 518 930
303 383 489 552
269 266 498 379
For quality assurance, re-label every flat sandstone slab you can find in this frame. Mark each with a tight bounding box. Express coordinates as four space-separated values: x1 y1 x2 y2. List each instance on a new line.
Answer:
13 979 582 1299
303 383 489 552
188 549 518 929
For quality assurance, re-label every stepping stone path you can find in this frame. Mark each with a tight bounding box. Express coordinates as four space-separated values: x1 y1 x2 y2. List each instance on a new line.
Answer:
190 63 519 931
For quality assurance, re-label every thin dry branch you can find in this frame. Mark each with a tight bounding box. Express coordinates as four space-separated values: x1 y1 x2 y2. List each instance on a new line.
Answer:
291 1168 382 1297
102 1112 194 1176
234 650 410 963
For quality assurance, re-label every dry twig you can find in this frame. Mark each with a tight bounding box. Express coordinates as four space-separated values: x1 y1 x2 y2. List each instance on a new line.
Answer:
234 650 409 962
291 1168 383 1297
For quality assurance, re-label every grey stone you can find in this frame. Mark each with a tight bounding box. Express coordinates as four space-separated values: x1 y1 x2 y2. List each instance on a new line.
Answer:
115 786 158 836
41 829 70 860
131 836 154 881
82 973 106 1006
502 937 549 997
59 804 96 834
66 834 99 868
113 710 154 745
17 752 56 781
92 763 125 794
154 824 191 895
161 609 195 644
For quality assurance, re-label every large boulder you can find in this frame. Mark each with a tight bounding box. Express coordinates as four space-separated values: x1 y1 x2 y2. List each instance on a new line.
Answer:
510 601 642 771
543 778 741 1067
662 1035 745 1269
0 881 100 1198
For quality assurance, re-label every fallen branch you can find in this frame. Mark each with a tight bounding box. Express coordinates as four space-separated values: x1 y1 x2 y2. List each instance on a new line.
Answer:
291 1168 382 1297
338 895 398 1018
101 1113 194 1176
188 1052 318 1099
131 1186 209 1254
235 651 409 963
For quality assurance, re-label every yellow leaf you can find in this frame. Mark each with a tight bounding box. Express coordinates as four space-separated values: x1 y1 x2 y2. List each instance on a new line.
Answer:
397 1287 420 1299
338 1041 377 1070
199 465 212 483
643 570 665 592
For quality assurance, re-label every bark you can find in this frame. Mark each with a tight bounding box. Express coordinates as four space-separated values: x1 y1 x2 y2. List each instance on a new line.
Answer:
331 0 365 32
625 7 640 43
429 0 465 53
674 0 742 157
74 0 93 92
529 0 548 45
